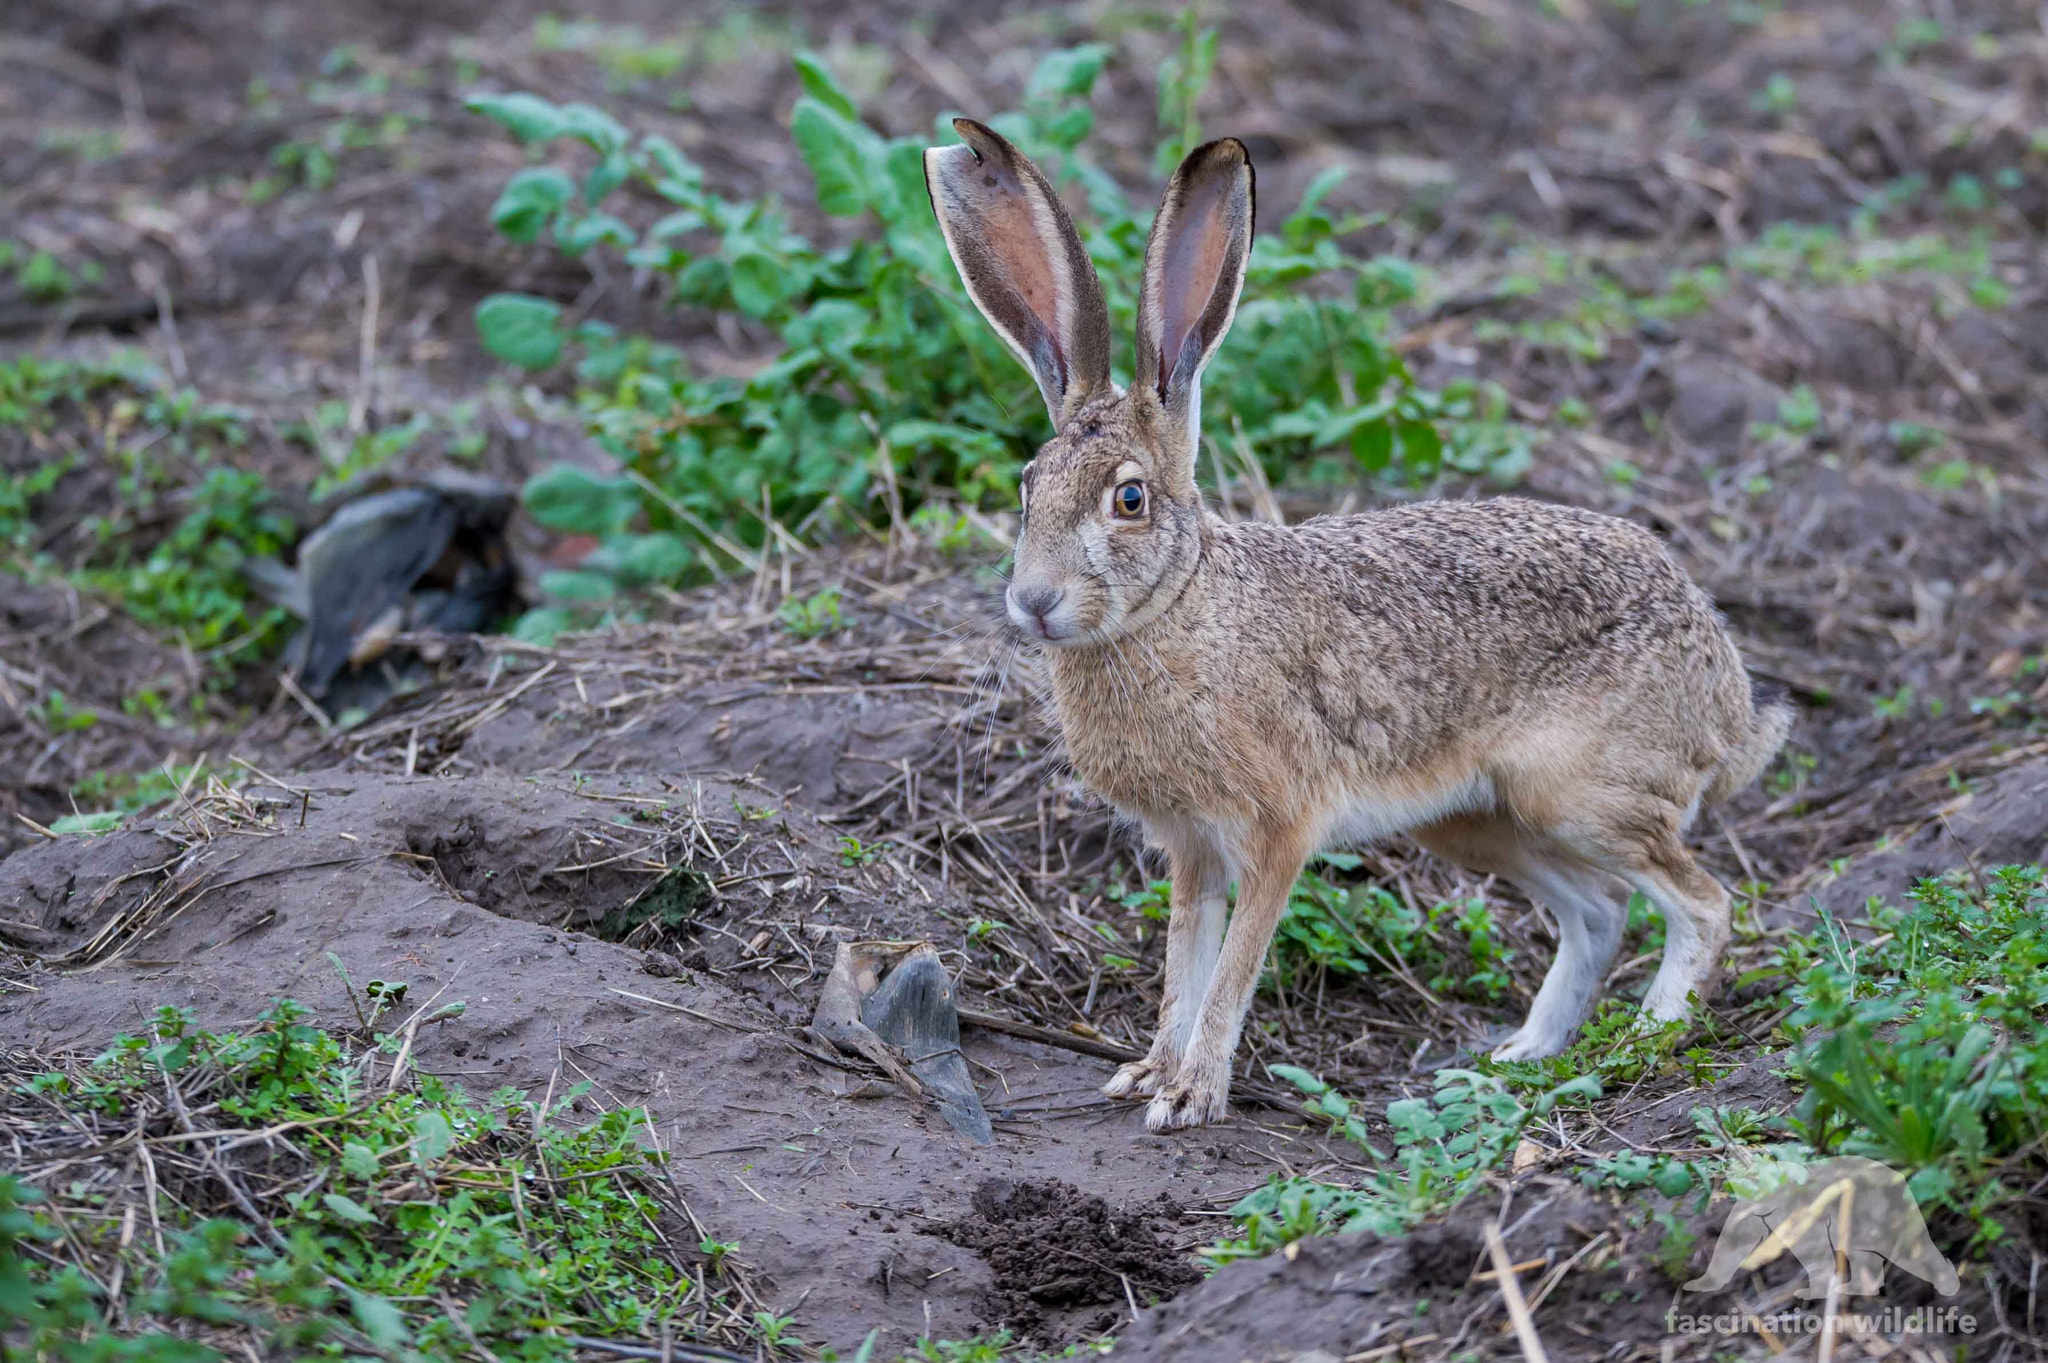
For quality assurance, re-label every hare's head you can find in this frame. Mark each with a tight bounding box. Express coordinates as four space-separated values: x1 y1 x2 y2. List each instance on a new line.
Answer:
925 120 1254 646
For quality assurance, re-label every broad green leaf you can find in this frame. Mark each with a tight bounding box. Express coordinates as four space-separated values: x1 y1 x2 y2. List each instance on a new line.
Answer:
790 97 869 217
1358 257 1419 307
513 606 571 645
475 293 564 370
885 419 1006 464
793 52 859 120
523 466 639 536
1350 419 1394 471
881 142 933 232
673 256 728 306
1296 165 1349 220
532 469 637 540
555 102 628 155
729 249 791 317
1312 400 1394 447
540 569 619 602
558 211 635 256
1028 43 1111 99
412 1110 454 1162
1042 106 1095 151
464 92 563 144
641 134 703 196
489 168 574 244
1267 1063 1326 1096
604 533 693 586
322 1192 378 1224
340 1142 380 1180
647 208 705 241
583 150 631 206
1397 418 1443 470
348 1288 409 1348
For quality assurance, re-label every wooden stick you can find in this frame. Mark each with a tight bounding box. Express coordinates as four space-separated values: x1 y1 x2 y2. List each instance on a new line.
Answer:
957 1007 1141 1062
1483 1221 1551 1363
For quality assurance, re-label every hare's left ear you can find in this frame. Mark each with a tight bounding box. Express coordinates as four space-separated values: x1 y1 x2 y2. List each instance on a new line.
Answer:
1133 138 1255 452
924 119 1112 431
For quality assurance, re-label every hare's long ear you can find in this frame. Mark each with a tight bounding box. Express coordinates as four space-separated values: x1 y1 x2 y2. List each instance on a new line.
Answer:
1133 138 1255 451
924 119 1112 430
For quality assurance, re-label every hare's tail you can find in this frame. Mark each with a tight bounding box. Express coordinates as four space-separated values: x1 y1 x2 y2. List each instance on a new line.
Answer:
1705 677 1795 806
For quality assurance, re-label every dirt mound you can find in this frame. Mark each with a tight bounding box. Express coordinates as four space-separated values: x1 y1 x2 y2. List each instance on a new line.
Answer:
1109 1184 1686 1363
0 765 1330 1353
933 1177 1202 1343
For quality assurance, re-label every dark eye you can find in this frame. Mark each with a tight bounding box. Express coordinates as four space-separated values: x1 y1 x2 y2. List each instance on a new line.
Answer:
1112 481 1147 519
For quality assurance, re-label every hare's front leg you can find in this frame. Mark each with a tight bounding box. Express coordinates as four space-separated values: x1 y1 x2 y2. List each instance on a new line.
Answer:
1147 824 1313 1131
1104 829 1227 1100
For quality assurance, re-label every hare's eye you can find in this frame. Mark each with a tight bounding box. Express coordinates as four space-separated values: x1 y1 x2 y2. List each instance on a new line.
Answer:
1112 481 1147 520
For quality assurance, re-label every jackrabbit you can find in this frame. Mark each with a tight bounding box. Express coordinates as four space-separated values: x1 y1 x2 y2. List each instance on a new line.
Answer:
924 121 1793 1130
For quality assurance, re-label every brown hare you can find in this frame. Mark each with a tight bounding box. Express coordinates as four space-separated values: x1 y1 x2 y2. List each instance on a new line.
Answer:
924 120 1793 1130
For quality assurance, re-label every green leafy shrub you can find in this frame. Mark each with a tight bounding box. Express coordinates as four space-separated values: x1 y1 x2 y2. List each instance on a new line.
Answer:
1777 865 2048 1217
8 1000 732 1360
1205 1066 1598 1262
78 468 296 663
0 355 298 673
1265 857 1514 1003
467 44 1528 603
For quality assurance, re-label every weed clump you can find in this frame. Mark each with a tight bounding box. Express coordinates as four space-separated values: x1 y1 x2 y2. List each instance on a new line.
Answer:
3 998 751 1361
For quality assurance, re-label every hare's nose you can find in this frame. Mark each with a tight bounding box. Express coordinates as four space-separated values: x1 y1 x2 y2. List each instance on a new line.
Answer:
1012 584 1065 622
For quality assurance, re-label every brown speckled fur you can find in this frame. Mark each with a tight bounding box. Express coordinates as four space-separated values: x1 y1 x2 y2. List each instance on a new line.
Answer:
927 123 1793 1130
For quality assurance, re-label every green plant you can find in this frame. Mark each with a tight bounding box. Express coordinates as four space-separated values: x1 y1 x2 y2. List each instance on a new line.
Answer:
1489 997 1693 1091
1262 859 1513 1004
0 355 300 677
1751 72 1800 116
1206 1066 1598 1261
78 467 296 663
699 1236 738 1275
1774 866 2048 1217
469 46 1525 605
838 835 887 867
1 242 103 302
777 585 846 638
10 1000 747 1360
753 1309 806 1355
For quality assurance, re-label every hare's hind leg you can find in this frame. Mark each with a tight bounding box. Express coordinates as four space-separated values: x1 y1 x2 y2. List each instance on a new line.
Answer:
1489 856 1626 1060
1557 798 1732 1022
1607 842 1731 1020
1410 815 1626 1062
1105 824 1228 1100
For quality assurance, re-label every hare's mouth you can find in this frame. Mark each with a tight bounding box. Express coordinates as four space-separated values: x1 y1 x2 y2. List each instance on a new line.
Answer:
1005 582 1085 643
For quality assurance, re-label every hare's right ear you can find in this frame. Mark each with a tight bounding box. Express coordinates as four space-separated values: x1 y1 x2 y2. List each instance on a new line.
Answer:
1133 138 1255 454
924 119 1112 430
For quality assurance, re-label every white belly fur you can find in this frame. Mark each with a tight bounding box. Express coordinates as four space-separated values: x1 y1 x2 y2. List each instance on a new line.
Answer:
1318 774 1497 851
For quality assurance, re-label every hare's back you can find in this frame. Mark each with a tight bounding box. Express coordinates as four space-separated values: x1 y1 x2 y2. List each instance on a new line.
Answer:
1299 497 1704 629
1244 497 1737 709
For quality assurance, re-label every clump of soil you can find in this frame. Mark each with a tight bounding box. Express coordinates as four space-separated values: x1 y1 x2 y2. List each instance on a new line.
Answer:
932 1177 1202 1343
1107 1183 1679 1363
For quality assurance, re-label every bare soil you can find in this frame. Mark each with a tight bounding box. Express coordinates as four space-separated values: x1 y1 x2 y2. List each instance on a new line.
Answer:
4 0 2047 1359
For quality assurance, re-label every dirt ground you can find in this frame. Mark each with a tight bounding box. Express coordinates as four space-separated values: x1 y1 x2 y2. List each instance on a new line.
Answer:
4 0 2048 1359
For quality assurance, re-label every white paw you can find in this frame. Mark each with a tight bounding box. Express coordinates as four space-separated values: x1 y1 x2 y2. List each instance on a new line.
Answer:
1490 1028 1568 1063
1103 1057 1173 1099
1143 1070 1229 1131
